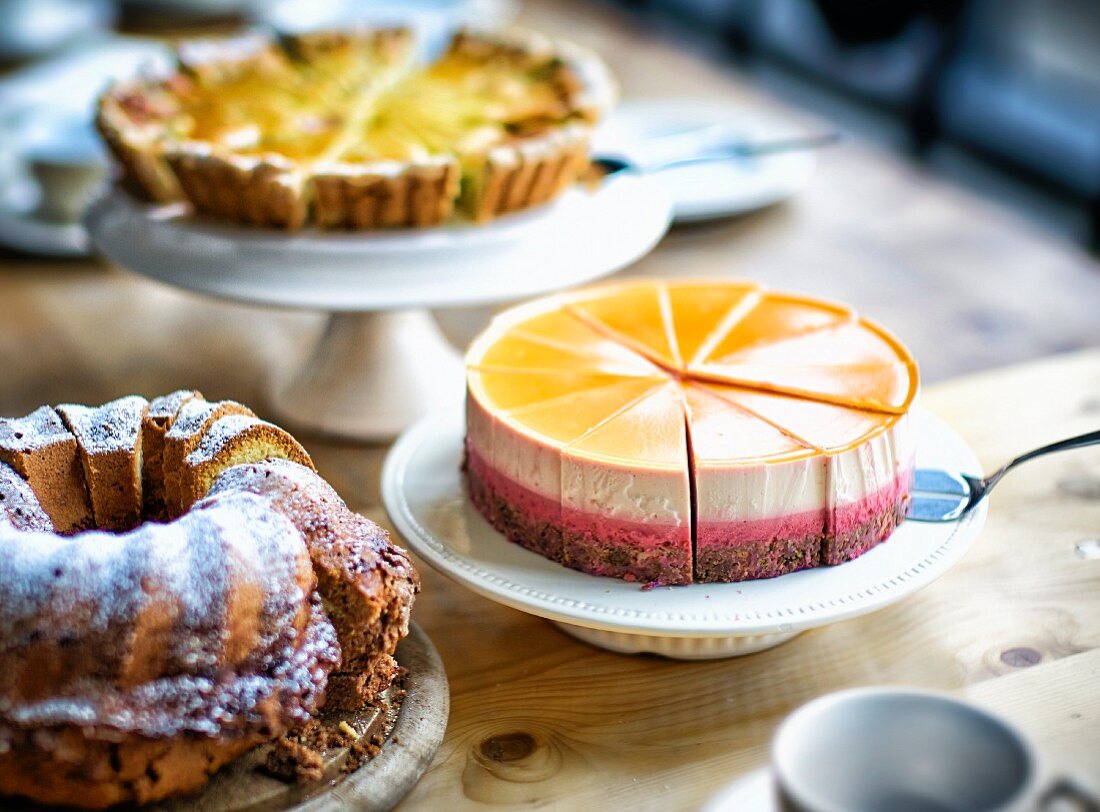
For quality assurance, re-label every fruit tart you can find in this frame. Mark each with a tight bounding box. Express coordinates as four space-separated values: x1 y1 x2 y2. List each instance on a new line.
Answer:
96 28 615 230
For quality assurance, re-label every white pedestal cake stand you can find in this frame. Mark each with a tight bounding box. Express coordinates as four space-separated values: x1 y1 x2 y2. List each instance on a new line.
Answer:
382 408 987 659
84 175 672 440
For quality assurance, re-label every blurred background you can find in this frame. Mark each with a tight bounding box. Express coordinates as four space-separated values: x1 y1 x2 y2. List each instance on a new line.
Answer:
1 0 1098 248
621 0 1100 247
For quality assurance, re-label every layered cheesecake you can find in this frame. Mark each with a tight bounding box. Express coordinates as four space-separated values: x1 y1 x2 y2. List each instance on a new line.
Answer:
464 280 918 585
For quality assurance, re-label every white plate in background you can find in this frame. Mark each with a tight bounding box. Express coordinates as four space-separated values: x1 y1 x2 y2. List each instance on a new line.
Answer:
594 99 819 223
702 768 774 812
0 36 170 256
258 0 517 56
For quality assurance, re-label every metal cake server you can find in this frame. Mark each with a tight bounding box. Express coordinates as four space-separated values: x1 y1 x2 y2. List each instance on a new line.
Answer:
908 428 1100 522
591 130 841 177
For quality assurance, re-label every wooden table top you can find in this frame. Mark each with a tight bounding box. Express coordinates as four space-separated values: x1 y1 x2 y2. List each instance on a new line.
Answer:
1 1 1098 808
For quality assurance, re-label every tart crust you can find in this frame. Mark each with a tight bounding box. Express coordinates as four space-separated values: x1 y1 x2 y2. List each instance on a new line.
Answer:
166 146 310 229
461 124 592 222
95 27 615 230
311 158 461 229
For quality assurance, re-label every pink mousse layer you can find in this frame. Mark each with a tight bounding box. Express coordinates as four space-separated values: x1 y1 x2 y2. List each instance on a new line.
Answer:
468 441 912 584
697 510 823 549
559 507 691 585
832 467 914 536
697 467 914 550
465 444 563 561
465 446 691 584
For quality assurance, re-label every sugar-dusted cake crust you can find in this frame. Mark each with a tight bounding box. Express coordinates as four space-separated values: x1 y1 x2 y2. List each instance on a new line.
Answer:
0 598 338 807
205 459 420 710
161 398 255 516
0 494 339 808
175 414 314 514
142 388 202 519
0 394 419 808
0 406 93 533
0 462 52 532
57 396 149 531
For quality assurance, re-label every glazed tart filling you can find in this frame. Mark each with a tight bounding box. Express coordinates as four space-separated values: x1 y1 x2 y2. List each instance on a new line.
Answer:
464 279 919 585
96 28 615 229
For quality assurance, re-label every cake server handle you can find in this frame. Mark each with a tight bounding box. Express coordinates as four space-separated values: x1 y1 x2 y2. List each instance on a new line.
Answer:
908 428 1100 522
590 131 841 177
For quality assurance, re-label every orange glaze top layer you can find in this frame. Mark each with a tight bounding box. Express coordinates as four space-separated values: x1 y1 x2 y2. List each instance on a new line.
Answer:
466 279 919 468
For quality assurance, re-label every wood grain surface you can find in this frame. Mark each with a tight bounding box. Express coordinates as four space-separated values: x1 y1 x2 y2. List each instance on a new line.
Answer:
0 1 1098 809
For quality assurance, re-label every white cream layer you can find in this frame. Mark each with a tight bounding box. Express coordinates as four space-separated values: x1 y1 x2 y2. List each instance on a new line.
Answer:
469 389 916 525
695 417 914 522
467 389 689 526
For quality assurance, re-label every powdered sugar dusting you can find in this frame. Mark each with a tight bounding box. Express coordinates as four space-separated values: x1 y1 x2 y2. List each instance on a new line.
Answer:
212 457 333 498
57 396 147 455
185 414 263 467
0 397 359 742
207 457 418 608
0 493 309 682
0 462 51 531
0 406 72 453
167 399 250 442
1 605 337 737
148 389 201 423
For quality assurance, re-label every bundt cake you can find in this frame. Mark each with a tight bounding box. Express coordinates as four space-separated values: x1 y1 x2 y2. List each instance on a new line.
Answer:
173 414 313 517
0 406 93 533
141 389 201 519
0 393 419 808
0 462 51 531
57 395 149 531
205 459 418 709
160 398 257 517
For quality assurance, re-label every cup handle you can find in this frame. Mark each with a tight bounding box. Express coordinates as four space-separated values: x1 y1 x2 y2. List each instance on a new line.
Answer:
1040 777 1100 812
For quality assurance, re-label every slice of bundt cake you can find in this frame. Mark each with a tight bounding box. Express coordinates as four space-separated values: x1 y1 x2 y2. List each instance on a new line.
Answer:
173 415 314 516
204 459 420 709
0 407 93 533
161 398 255 517
57 396 149 532
141 389 202 520
0 462 52 532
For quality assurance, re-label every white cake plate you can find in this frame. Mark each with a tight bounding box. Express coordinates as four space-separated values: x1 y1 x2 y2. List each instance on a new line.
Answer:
593 100 818 223
701 767 774 812
84 175 672 440
381 407 987 659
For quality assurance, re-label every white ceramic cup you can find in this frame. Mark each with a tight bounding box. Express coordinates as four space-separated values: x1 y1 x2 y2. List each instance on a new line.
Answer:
23 115 107 224
773 689 1037 812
